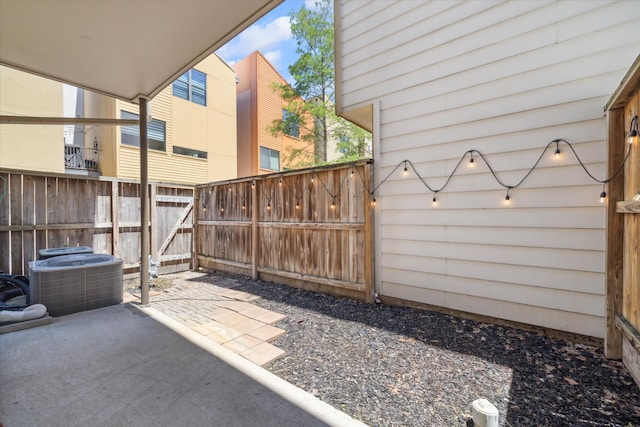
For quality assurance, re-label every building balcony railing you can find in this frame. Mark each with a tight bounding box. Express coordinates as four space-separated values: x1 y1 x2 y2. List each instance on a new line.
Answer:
64 145 100 172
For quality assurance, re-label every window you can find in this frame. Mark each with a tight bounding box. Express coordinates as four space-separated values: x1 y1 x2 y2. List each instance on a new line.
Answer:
173 69 207 106
282 109 300 138
260 146 280 170
173 146 207 159
120 110 166 151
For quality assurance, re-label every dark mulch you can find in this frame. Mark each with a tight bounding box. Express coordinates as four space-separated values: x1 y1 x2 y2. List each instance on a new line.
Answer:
203 272 640 426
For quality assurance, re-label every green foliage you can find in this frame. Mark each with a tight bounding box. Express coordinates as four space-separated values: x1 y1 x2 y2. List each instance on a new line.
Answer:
268 0 371 168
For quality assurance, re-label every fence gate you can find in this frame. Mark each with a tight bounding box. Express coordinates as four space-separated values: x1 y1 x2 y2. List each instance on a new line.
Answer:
150 184 194 275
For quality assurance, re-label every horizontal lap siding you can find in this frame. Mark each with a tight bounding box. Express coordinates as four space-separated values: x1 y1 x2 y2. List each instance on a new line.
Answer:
338 0 640 337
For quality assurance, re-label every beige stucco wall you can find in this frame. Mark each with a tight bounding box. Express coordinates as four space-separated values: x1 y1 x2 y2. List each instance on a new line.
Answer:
83 54 238 185
173 54 238 183
84 91 117 177
0 66 64 173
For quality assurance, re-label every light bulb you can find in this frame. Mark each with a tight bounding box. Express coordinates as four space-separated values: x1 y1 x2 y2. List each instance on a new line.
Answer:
432 195 437 206
242 203 246 210
311 176 315 183
469 155 475 168
295 203 300 209
267 201 271 210
372 198 376 206
331 198 336 208
505 194 510 205
220 207 224 213
554 148 560 159
599 191 606 204
628 116 639 144
350 170 354 178
279 179 282 186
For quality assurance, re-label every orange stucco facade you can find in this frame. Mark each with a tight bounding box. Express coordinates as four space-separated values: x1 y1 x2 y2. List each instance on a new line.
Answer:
234 51 313 177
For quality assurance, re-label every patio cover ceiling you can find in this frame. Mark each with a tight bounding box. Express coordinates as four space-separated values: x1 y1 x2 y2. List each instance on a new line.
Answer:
0 0 281 102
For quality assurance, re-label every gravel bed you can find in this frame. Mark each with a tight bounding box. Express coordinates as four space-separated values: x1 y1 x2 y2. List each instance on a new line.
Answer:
201 273 640 427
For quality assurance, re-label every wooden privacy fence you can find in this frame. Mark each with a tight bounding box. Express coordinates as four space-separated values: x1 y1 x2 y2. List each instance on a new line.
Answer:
0 169 193 276
195 160 374 301
605 56 640 387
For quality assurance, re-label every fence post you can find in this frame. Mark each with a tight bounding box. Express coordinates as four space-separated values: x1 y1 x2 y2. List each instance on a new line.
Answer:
150 183 158 262
605 108 625 359
192 187 199 270
251 178 258 280
111 180 119 258
364 162 374 303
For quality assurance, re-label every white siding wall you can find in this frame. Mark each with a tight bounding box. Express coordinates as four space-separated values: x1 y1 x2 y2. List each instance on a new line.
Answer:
337 0 640 338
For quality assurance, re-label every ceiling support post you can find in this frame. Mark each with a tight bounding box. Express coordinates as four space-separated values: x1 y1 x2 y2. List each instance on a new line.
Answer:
139 97 150 306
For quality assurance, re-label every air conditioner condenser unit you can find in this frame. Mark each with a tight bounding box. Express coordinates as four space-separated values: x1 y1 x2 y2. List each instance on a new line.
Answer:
29 254 123 317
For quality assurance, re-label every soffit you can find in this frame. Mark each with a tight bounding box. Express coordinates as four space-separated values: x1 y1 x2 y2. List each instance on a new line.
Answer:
0 0 281 102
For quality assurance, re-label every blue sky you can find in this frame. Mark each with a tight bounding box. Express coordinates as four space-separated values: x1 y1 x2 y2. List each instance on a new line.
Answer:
216 0 316 85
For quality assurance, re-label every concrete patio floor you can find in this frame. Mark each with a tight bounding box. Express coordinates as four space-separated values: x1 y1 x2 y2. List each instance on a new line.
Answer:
0 302 366 427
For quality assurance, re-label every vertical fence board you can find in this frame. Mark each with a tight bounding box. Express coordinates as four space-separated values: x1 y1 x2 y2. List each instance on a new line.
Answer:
10 174 22 227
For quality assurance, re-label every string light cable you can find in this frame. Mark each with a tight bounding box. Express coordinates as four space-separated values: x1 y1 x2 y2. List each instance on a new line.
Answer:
315 167 350 207
369 138 634 205
200 130 634 213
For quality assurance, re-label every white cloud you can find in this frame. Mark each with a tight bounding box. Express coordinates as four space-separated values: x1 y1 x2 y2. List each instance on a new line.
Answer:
217 16 291 61
304 0 319 10
263 50 283 68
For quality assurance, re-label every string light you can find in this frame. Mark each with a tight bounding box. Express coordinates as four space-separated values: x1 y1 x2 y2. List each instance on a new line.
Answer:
203 132 633 213
370 138 633 209
628 115 639 145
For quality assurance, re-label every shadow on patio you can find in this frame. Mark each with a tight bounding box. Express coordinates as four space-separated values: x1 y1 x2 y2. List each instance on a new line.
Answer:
183 272 640 426
0 302 365 427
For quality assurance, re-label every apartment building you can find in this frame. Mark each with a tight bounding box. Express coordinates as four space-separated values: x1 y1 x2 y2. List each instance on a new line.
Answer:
1 54 238 185
233 51 313 177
